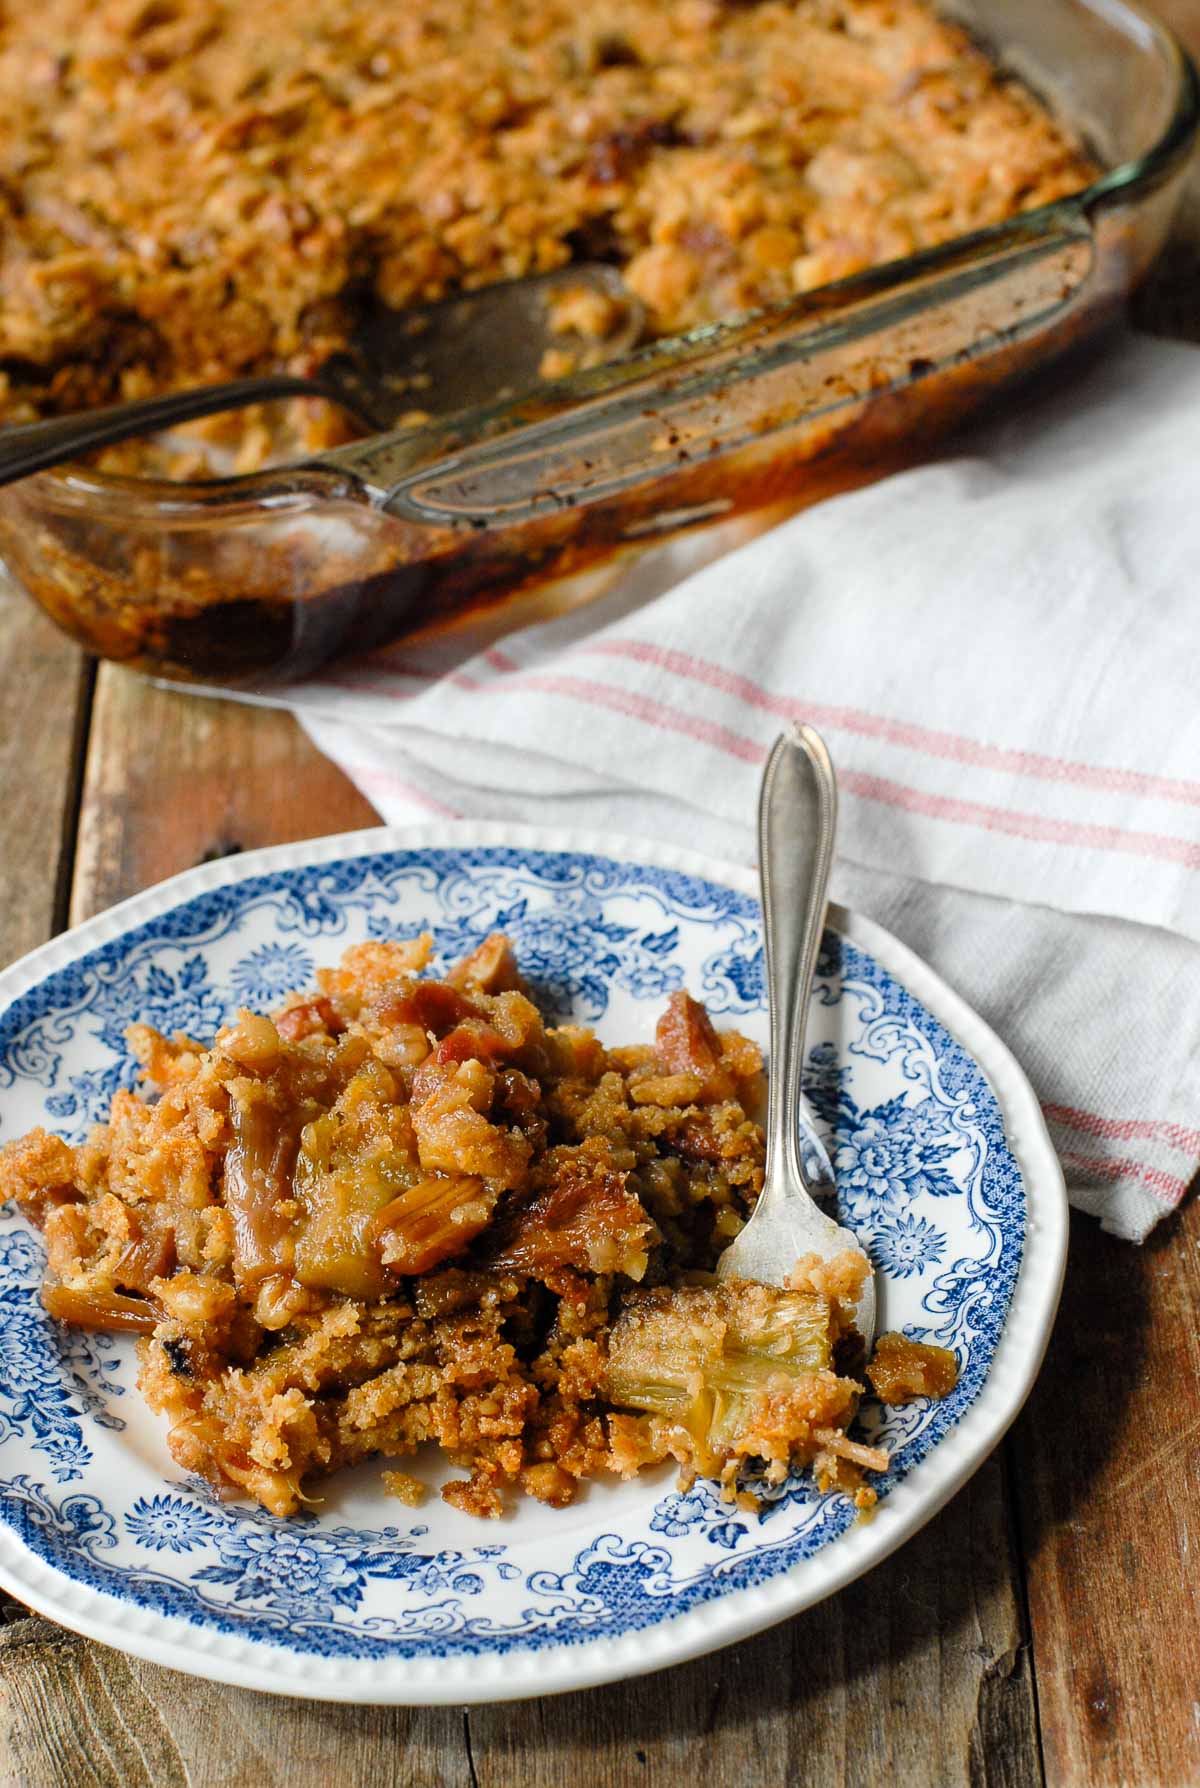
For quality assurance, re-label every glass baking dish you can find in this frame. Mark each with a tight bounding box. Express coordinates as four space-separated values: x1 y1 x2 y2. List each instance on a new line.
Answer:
1 0 1195 688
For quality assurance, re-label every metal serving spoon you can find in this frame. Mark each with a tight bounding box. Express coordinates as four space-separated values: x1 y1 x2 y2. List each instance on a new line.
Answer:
0 265 643 487
717 724 876 1347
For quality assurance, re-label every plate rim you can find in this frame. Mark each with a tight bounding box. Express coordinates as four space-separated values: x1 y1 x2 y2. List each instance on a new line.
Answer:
0 820 1067 1703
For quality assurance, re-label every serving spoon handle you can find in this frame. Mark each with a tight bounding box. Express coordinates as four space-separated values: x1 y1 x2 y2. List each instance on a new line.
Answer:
0 377 324 487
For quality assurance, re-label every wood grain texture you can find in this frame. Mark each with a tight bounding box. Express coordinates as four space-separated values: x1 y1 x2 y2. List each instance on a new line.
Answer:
69 665 378 926
0 1621 471 1788
1013 1204 1200 1788
0 584 89 960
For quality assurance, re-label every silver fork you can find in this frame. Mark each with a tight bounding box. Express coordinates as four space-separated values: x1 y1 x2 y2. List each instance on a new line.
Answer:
716 724 876 1346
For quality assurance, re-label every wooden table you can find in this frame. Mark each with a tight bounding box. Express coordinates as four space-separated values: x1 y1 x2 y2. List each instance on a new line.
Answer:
3 32 1200 1788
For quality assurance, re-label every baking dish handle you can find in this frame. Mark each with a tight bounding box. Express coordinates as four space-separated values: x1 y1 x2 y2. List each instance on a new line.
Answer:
325 210 1097 530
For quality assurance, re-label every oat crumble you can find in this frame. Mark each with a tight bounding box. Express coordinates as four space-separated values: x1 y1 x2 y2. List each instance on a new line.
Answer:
0 0 1095 468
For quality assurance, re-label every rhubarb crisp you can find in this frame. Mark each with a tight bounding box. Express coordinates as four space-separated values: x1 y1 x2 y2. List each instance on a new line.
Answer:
0 931 956 1518
0 0 1096 467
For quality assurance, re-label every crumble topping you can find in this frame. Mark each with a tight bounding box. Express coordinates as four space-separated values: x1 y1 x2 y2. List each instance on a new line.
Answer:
0 0 1095 469
1 934 958 1517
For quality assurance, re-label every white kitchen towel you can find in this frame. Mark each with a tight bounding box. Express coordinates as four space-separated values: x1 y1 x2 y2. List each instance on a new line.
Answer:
215 330 1200 1241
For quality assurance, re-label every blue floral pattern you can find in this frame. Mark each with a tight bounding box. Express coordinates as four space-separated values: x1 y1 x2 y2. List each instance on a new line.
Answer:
651 1487 747 1551
125 1494 222 1554
0 1229 125 1483
373 891 683 1019
6 954 226 1142
700 934 764 1014
0 840 1027 1671
834 1098 962 1208
228 942 315 1010
867 1212 947 1279
648 1468 832 1554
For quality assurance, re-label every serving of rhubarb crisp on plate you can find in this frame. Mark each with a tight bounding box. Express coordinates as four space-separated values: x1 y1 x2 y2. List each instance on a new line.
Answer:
0 827 1064 1701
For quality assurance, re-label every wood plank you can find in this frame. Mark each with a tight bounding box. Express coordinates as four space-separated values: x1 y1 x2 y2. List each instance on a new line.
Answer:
0 1622 471 1788
69 666 378 925
1013 1204 1200 1788
0 583 90 962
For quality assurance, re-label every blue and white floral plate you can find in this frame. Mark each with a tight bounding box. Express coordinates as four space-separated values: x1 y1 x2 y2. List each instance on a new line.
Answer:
0 824 1065 1703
